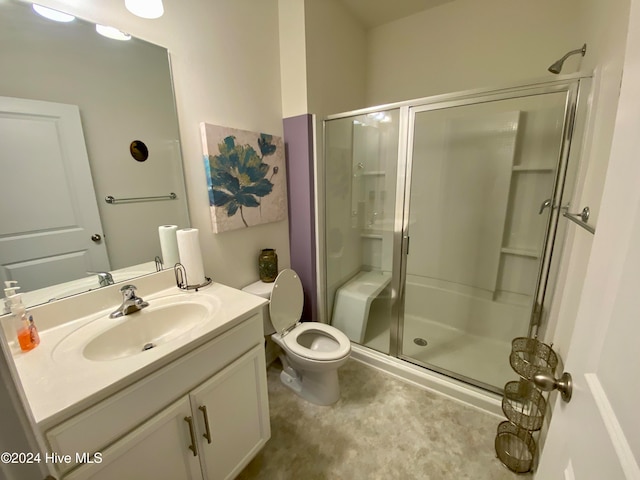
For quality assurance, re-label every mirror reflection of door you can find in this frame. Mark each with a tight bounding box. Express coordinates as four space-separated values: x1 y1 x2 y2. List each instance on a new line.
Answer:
0 96 110 290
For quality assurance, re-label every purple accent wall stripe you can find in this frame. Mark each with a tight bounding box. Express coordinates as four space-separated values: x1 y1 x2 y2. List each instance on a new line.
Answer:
283 114 317 322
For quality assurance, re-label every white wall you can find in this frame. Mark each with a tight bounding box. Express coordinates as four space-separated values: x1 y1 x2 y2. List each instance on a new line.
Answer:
279 0 309 118
546 0 631 359
366 0 587 105
304 0 368 117
32 0 290 290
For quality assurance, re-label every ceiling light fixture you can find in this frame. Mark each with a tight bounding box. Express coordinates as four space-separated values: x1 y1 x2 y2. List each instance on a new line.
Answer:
96 24 132 41
125 0 164 19
32 4 75 22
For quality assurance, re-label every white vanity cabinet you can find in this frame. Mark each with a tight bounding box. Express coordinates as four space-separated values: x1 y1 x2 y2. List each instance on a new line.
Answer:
189 346 269 479
45 314 270 480
65 396 202 480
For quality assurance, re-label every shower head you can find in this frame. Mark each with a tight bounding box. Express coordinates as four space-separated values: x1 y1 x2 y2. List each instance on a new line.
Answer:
548 44 587 74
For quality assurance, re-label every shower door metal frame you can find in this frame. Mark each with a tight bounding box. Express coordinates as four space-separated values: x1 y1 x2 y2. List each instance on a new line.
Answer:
394 78 589 393
320 73 591 393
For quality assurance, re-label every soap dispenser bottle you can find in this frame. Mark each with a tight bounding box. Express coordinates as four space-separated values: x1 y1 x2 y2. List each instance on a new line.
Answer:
9 294 39 352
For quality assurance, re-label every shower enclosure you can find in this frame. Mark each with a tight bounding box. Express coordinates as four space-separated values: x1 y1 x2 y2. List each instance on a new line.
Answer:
322 77 588 393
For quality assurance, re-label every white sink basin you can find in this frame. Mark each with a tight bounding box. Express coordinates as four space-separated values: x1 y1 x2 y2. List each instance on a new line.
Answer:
53 293 220 362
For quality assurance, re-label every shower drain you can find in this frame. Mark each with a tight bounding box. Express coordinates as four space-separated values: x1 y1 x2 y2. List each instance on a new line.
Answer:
413 337 428 347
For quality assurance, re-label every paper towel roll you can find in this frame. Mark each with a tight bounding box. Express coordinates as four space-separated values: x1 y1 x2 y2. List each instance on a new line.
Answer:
176 228 206 286
158 225 180 268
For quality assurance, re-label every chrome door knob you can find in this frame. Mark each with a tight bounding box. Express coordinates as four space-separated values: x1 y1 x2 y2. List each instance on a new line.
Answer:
91 234 102 242
533 371 573 402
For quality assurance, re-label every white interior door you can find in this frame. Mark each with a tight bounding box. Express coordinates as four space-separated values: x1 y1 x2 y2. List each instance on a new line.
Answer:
536 2 640 478
0 96 110 291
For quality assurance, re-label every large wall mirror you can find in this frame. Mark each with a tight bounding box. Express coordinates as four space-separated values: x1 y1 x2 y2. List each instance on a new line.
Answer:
0 0 190 308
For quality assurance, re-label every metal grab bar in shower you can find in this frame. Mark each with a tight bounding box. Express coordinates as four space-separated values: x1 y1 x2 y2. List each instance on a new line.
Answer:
105 192 177 204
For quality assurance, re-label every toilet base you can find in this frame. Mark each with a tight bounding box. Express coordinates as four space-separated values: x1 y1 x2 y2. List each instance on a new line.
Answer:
279 367 341 406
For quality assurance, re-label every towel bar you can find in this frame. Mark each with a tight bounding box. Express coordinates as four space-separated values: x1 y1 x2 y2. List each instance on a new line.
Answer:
562 206 595 234
105 192 177 204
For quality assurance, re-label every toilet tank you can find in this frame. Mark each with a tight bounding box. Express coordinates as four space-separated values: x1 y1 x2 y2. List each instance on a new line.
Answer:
241 279 276 335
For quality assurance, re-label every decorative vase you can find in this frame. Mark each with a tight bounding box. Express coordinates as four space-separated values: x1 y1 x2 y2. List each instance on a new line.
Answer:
258 248 278 282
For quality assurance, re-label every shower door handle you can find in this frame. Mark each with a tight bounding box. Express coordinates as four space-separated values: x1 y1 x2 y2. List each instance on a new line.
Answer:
539 198 552 214
404 235 410 255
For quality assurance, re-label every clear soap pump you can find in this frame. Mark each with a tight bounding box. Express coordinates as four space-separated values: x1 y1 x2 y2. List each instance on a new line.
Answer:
8 293 39 352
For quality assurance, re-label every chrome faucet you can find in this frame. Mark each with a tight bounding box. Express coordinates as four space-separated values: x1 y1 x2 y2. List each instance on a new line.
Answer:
88 271 114 287
97 272 114 287
109 284 149 318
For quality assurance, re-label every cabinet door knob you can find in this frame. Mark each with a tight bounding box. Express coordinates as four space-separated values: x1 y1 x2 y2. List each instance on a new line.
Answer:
199 405 212 444
184 416 198 456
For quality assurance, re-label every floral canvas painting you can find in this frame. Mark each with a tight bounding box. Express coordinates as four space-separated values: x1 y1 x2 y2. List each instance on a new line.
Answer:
201 123 287 233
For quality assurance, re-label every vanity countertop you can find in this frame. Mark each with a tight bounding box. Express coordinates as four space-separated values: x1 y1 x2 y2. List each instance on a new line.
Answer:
8 278 267 427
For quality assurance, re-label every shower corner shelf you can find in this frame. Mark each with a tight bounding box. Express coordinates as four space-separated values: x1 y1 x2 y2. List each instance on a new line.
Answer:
361 232 383 240
512 165 554 172
500 247 540 259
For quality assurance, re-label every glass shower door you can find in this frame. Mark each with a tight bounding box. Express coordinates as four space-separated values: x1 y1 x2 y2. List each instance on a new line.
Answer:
401 89 575 392
324 109 400 355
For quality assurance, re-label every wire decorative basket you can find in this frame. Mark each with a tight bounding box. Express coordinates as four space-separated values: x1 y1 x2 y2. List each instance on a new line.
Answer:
510 337 558 381
495 421 536 473
502 380 546 431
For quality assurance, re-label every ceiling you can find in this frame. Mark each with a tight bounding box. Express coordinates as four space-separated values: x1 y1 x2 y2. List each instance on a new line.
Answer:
338 0 454 29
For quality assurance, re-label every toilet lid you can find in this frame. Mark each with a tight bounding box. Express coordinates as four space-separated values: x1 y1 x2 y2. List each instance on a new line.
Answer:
269 269 303 334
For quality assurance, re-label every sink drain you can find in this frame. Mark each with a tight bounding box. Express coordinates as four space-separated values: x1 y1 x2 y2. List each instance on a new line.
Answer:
142 342 156 351
413 337 428 347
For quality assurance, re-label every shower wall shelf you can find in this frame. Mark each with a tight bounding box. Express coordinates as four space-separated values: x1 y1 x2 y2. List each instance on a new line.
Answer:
512 165 554 172
361 233 383 240
496 156 557 303
500 247 540 258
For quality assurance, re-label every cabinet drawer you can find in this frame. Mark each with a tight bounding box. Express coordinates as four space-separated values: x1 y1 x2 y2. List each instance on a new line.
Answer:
47 314 262 474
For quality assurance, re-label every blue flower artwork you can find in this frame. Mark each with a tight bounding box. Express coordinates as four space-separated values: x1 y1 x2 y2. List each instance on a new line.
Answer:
201 123 287 233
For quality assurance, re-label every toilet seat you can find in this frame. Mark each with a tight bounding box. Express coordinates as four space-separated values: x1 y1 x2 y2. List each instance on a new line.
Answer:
281 322 351 361
269 269 351 362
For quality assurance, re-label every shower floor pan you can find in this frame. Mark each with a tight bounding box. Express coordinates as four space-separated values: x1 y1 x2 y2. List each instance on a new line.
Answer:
401 316 514 391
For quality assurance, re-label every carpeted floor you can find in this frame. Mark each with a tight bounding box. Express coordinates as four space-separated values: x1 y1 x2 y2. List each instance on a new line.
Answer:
237 359 520 480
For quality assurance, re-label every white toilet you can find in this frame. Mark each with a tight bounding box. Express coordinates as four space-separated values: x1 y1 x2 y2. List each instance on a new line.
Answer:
242 269 351 406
